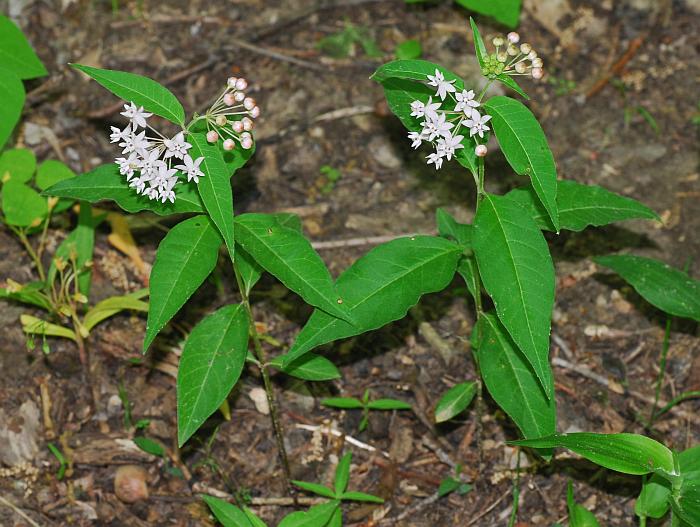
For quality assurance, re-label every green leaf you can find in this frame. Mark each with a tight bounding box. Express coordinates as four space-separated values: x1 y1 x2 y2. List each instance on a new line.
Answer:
457 256 479 301
2 181 47 226
235 212 301 296
293 481 337 499
21 314 77 341
189 133 236 262
594 255 700 322
35 160 76 191
47 203 100 296
83 290 149 332
512 433 678 478
0 285 52 311
434 381 477 423
0 148 36 184
243 508 268 527
680 445 700 473
43 163 204 215
469 17 488 70
0 69 25 150
284 236 461 365
144 215 222 351
506 180 659 232
494 73 529 99
436 208 472 248
335 452 352 494
674 473 700 525
178 304 250 446
484 96 559 231
321 397 364 409
0 16 47 79
340 491 384 503
235 213 353 323
458 0 521 29
567 482 601 527
635 475 671 520
473 194 555 397
327 508 342 527
395 39 422 60
133 437 165 457
372 59 464 87
438 477 461 498
278 501 340 527
367 399 412 410
71 63 185 125
474 314 555 442
269 353 341 381
202 495 256 527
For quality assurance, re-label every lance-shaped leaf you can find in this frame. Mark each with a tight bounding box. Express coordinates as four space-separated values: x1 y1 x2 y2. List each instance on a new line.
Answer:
178 304 249 446
43 163 204 215
484 96 559 231
1 283 52 311
21 315 77 341
202 495 266 527
269 353 341 381
474 314 555 442
235 213 353 323
278 501 340 527
284 236 461 366
507 180 659 232
469 17 487 70
0 69 24 150
511 433 678 479
434 381 477 423
189 133 236 262
0 15 47 79
71 64 185 125
594 254 700 322
83 289 149 332
144 215 222 351
473 194 555 397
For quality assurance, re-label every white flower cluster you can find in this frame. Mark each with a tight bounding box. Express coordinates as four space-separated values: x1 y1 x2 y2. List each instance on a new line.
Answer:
110 75 259 204
407 69 491 170
111 103 204 204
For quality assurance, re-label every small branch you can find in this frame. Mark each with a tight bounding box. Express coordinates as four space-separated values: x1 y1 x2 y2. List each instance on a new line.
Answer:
226 38 325 71
0 495 42 527
380 492 440 525
585 35 645 99
294 423 390 457
466 488 512 526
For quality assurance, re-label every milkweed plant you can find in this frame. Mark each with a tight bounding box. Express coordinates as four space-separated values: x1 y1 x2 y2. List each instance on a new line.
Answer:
0 11 693 526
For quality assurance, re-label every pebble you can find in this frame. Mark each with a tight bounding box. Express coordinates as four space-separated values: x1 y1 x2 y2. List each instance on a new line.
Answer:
368 136 401 169
114 465 149 503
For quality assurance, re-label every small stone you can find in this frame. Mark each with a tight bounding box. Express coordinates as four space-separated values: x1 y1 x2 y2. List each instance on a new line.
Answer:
249 388 270 415
114 465 149 503
369 136 401 169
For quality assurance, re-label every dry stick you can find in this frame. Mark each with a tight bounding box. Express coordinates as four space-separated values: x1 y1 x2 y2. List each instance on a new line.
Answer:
586 35 645 99
295 423 390 457
0 495 42 527
232 265 294 497
226 38 325 71
465 488 513 526
381 492 441 525
191 484 323 506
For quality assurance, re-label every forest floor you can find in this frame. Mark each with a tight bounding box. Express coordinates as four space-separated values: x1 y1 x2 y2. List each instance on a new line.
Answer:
1 0 699 525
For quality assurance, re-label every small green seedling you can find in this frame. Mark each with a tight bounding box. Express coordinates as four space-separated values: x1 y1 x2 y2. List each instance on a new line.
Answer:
438 464 472 498
47 442 67 480
567 481 601 527
322 389 411 431
317 22 381 59
319 165 342 194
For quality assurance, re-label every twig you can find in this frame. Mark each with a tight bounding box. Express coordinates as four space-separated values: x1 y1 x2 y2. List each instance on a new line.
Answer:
295 423 390 457
586 35 645 99
226 38 325 71
380 492 440 525
191 483 324 506
0 495 42 527
551 332 574 360
466 488 512 526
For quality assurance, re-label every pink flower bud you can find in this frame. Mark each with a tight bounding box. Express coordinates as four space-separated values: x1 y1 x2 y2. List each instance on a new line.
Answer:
241 132 251 141
235 78 247 91
234 91 245 102
507 32 520 44
227 77 238 89
250 106 260 118
223 139 235 151
475 144 488 157
223 93 236 106
532 58 543 68
206 130 219 143
241 137 253 150
243 97 256 110
215 115 228 126
242 117 253 131
531 67 543 80
232 120 244 133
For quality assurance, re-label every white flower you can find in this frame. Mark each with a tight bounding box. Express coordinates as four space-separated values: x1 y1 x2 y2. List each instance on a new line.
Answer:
426 151 444 170
407 131 425 149
426 69 456 100
138 148 163 180
144 186 159 201
153 163 178 189
421 112 454 141
129 176 148 194
110 124 133 144
454 90 480 117
115 152 139 180
120 102 152 129
465 111 492 139
410 97 441 120
159 176 178 203
175 155 205 183
163 132 192 160
119 130 150 155
436 133 465 161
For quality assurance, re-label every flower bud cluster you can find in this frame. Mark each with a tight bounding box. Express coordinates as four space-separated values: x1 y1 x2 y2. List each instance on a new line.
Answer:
203 76 258 151
483 31 544 80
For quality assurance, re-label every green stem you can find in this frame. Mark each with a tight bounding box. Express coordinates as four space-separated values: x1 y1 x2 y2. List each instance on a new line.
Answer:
649 316 672 425
232 263 294 495
477 80 494 103
508 449 521 527
12 227 46 282
36 204 53 263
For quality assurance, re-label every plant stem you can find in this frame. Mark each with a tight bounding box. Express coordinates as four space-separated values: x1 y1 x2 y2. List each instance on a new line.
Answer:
232 264 294 495
12 227 46 282
649 316 672 425
36 205 53 263
508 449 521 527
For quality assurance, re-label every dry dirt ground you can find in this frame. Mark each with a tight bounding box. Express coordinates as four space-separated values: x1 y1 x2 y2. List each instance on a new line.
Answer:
1 0 699 525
